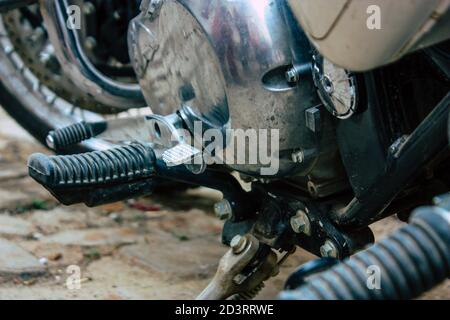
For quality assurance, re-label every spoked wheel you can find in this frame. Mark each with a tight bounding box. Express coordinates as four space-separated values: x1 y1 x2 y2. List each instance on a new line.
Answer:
0 3 149 152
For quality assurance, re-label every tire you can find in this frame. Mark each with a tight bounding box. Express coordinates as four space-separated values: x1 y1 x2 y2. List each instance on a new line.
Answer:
0 52 110 154
0 13 119 153
0 17 194 192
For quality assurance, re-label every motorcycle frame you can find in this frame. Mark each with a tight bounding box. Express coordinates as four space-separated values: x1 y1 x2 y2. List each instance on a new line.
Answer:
2 0 449 259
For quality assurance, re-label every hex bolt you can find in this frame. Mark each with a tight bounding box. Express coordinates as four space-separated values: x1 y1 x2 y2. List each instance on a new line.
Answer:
230 235 248 254
84 37 97 52
291 150 304 164
433 193 450 210
290 210 311 236
142 0 163 18
83 2 96 15
214 199 233 220
320 239 339 258
280 205 450 300
305 107 321 133
286 63 311 84
286 67 300 83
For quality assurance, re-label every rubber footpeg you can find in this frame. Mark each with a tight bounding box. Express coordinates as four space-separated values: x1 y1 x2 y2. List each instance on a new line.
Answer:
28 144 156 206
46 121 106 150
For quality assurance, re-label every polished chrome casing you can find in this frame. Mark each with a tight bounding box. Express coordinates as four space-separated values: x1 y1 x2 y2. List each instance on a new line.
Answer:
129 0 342 182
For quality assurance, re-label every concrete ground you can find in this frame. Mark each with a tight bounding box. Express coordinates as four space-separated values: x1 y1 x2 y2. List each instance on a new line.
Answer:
0 108 448 300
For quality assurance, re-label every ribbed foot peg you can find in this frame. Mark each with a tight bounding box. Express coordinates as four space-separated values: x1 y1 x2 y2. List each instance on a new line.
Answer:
28 144 156 206
46 121 106 150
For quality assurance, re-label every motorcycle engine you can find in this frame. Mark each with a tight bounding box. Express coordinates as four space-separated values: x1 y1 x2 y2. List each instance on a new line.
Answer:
128 0 348 196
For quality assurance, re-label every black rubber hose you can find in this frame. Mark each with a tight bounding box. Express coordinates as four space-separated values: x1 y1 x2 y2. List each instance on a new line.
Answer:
279 205 450 300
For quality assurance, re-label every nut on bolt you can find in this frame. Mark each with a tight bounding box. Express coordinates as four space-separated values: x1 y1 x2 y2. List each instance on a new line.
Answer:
320 239 339 258
286 63 311 84
141 0 163 18
286 67 300 83
83 2 96 15
230 235 248 254
433 193 450 210
291 150 304 164
214 199 233 220
290 209 311 236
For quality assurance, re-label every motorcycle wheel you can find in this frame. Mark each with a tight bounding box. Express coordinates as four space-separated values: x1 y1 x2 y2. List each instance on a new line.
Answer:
0 10 144 153
0 8 195 192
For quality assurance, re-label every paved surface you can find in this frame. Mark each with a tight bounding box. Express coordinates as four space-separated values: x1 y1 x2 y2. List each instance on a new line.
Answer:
0 108 448 300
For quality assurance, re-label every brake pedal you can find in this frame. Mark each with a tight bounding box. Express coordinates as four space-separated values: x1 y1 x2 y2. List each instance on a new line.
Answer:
28 144 156 206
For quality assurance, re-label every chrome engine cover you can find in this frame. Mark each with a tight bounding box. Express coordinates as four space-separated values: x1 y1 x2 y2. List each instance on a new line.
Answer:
129 0 341 182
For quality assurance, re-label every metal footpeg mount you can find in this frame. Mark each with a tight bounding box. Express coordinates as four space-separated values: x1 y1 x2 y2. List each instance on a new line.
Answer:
279 197 450 300
29 111 209 207
28 144 157 206
44 113 205 174
45 117 151 150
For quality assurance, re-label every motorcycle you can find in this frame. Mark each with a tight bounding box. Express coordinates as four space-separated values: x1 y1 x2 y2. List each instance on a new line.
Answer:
0 0 449 300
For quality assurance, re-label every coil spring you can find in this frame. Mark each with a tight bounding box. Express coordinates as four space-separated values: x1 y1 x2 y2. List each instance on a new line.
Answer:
232 283 265 300
279 206 450 300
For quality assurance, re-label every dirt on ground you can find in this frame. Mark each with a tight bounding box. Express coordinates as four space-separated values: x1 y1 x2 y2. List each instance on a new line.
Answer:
0 108 448 300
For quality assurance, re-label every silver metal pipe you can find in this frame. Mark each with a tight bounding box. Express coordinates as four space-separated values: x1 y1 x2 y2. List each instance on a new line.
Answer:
39 0 146 109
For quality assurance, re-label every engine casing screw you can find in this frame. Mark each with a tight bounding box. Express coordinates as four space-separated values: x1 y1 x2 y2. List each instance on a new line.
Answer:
286 67 300 83
320 239 339 258
230 235 248 254
83 2 96 15
214 199 233 220
286 63 311 83
291 150 304 164
290 209 311 236
84 37 97 52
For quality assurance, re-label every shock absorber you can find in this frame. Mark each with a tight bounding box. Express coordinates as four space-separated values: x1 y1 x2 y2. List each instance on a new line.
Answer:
279 203 450 300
